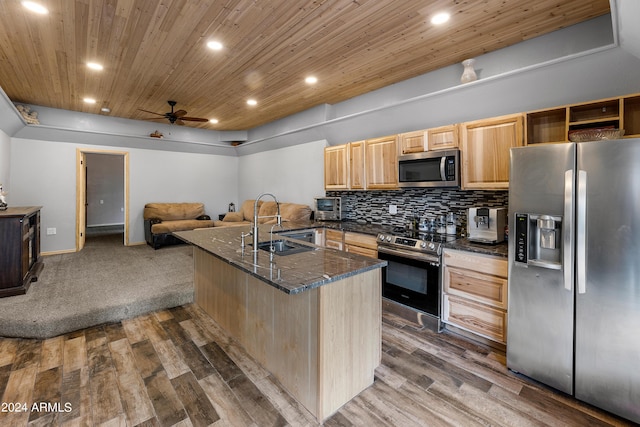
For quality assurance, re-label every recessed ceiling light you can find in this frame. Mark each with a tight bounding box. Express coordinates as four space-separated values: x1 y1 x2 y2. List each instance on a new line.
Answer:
101 107 111 113
209 118 219 124
305 76 318 85
87 62 103 71
431 12 450 25
207 40 223 51
247 99 257 106
22 1 48 14
83 98 96 104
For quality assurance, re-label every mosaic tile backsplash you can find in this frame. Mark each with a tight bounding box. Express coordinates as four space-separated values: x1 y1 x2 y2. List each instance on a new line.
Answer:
326 189 509 235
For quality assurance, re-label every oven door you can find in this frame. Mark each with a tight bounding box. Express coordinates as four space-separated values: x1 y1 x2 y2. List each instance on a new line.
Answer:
378 246 440 317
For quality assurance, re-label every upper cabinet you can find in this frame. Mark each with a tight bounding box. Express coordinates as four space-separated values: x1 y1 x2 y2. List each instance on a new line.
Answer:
349 140 366 190
460 113 524 190
324 144 349 190
526 93 640 144
324 136 397 190
427 124 459 151
399 130 427 154
398 125 459 154
365 135 398 190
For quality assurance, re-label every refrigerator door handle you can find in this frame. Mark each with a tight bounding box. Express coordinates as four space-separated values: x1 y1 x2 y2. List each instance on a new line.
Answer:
563 170 574 291
577 170 587 294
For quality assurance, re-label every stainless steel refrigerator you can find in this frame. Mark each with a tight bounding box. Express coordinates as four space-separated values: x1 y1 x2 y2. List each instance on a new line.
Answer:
507 139 640 424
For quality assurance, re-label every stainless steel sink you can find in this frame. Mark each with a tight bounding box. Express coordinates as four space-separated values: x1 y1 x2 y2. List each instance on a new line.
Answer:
257 239 315 256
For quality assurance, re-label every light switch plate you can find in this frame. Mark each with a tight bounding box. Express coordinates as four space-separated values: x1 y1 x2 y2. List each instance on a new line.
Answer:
389 205 397 214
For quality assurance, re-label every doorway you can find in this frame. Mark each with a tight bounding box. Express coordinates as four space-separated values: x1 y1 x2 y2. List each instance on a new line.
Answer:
76 149 130 251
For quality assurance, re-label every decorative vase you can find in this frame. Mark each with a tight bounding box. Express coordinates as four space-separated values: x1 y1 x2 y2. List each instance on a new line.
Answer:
460 58 477 83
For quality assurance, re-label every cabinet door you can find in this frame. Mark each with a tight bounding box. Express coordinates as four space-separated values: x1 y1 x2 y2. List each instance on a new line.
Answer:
399 130 426 154
324 229 344 250
349 141 366 190
365 135 398 190
324 145 349 190
461 114 523 189
427 124 459 150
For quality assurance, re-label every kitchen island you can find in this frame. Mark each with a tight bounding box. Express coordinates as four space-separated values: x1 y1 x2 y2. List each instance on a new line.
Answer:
174 225 386 422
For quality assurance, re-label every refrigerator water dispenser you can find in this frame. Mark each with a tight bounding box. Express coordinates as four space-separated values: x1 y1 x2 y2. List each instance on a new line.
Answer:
514 213 562 270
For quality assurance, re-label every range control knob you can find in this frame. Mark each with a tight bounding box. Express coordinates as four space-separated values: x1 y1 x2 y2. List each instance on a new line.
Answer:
428 242 436 250
386 235 392 242
420 241 427 248
378 234 385 241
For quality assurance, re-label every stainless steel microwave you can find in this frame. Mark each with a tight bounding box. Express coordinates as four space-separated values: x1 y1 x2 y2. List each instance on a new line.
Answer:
314 196 345 221
398 149 460 188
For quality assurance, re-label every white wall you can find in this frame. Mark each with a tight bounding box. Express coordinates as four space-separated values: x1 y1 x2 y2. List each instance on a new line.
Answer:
10 138 239 252
0 129 9 193
237 139 326 207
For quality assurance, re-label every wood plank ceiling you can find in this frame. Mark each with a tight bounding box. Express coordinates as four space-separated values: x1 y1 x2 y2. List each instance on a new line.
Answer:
0 0 610 131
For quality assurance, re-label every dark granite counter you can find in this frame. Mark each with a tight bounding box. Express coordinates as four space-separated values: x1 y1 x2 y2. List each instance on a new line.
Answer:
174 225 386 295
318 221 510 258
445 238 509 258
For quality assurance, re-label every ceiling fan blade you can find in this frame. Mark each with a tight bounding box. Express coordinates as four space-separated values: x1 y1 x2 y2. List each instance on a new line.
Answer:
140 117 169 121
174 119 185 125
138 109 165 116
181 117 209 122
174 110 187 118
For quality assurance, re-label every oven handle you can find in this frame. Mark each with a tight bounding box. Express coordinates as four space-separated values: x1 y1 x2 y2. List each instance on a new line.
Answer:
377 246 440 265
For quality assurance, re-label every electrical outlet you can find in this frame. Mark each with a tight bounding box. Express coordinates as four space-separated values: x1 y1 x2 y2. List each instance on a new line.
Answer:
389 205 397 214
46 227 56 235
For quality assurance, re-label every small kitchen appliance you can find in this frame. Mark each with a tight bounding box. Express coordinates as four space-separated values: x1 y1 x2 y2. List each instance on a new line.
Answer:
314 196 345 221
467 207 507 244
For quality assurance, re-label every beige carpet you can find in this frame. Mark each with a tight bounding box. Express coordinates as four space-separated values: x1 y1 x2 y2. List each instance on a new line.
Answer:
0 232 194 339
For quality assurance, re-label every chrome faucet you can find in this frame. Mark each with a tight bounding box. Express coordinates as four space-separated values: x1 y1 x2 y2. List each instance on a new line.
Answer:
251 193 281 251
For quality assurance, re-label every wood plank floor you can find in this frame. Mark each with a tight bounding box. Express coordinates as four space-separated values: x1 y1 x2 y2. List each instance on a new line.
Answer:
0 304 633 427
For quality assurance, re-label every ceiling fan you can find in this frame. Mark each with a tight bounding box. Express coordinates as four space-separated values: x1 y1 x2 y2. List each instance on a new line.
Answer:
139 100 209 125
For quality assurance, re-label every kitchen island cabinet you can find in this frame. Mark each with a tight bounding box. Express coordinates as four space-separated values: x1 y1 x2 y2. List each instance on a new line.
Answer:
174 226 384 422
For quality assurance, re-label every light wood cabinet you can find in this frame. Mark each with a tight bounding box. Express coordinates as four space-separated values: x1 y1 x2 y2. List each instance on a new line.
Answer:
344 232 378 258
399 130 426 154
349 140 366 190
525 93 640 144
365 135 398 189
324 228 344 250
324 144 349 190
427 124 459 150
442 249 508 344
460 113 524 190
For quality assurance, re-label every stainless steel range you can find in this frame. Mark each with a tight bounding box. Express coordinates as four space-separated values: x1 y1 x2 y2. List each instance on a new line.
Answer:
377 228 458 318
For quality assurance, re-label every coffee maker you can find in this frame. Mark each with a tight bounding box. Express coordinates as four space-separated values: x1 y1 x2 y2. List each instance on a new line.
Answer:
467 207 507 244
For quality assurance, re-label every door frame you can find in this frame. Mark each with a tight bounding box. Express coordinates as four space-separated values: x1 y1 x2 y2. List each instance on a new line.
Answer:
76 148 130 250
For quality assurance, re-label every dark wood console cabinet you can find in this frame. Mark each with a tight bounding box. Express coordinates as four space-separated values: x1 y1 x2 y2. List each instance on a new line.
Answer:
0 206 44 297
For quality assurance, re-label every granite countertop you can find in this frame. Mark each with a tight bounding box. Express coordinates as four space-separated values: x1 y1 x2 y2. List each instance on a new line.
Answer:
445 237 509 258
174 225 386 295
317 220 510 258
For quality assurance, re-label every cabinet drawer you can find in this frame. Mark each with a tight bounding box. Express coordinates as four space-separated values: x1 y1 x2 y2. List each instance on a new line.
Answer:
443 295 507 343
344 232 377 250
443 249 507 277
445 266 507 310
345 244 377 258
